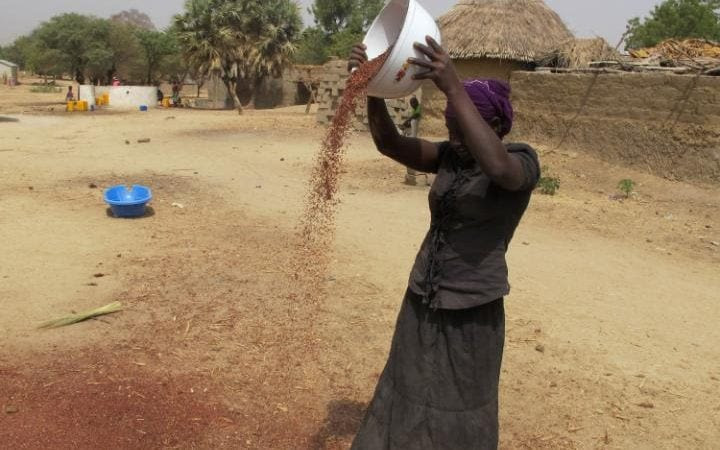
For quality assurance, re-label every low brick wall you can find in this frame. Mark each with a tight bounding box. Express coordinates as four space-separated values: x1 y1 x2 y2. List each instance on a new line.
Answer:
315 59 420 130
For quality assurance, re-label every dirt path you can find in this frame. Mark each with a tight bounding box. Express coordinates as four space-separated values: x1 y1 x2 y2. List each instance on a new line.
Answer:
1 82 719 449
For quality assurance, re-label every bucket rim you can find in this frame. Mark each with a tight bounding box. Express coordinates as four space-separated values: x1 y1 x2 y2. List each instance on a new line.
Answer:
104 184 153 206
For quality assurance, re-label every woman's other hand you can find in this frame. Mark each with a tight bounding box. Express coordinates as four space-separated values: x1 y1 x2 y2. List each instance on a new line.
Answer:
409 36 462 96
348 43 369 73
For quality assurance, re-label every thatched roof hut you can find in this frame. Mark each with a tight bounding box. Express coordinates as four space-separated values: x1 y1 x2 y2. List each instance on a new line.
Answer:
422 0 573 135
538 38 620 68
439 0 573 63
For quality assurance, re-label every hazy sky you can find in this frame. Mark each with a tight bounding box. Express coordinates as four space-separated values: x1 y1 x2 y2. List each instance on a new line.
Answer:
0 0 662 47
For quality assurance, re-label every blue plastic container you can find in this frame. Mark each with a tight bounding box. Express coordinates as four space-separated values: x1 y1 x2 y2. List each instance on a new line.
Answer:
139 105 148 112
104 185 152 218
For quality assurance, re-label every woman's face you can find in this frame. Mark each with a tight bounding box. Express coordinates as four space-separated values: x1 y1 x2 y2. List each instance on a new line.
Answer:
446 116 503 146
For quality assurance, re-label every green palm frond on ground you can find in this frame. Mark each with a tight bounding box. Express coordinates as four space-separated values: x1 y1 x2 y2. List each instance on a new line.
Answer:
38 302 123 329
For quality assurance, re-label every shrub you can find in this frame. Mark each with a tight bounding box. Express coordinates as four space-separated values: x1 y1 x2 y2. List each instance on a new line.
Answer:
30 85 62 93
618 179 636 198
538 166 561 196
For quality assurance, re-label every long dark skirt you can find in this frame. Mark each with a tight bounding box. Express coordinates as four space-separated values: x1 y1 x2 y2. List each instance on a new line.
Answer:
352 290 505 450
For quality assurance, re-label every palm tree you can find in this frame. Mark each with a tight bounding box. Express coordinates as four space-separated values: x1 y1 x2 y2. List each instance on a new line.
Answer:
174 0 243 112
250 0 302 90
174 0 301 114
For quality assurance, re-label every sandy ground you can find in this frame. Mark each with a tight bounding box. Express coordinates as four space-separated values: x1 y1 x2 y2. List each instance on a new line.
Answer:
1 80 719 449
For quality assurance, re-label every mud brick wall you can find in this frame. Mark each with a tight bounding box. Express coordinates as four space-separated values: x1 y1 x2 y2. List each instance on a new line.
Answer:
316 59 420 131
509 71 720 184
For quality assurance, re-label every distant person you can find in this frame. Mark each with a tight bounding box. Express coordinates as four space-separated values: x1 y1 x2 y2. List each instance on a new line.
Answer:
407 95 421 137
402 96 424 185
112 76 121 87
157 87 164 104
65 86 74 102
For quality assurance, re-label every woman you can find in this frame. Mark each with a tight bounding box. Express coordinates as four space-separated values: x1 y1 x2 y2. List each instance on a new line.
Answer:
348 37 540 450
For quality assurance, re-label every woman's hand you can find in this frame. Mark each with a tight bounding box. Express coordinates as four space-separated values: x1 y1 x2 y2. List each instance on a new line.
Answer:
409 36 462 96
348 43 369 73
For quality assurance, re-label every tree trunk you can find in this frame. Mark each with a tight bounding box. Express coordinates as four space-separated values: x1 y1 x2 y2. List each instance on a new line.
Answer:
231 83 243 115
222 78 243 114
146 59 155 85
196 77 205 98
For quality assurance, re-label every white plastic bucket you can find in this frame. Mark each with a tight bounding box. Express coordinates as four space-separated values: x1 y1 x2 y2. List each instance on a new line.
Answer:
363 0 441 99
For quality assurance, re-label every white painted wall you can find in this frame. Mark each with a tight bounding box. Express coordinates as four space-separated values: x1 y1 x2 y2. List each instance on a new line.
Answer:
78 85 96 106
108 86 157 109
95 86 111 97
0 63 18 83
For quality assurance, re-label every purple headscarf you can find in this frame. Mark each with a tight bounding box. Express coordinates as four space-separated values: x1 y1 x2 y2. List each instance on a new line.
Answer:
445 79 514 138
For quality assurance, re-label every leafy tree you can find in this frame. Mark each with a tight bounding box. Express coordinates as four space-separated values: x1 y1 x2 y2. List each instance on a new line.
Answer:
310 0 356 35
310 0 382 35
107 22 145 83
157 27 190 84
0 37 32 68
29 13 113 82
26 46 68 82
294 27 329 65
108 10 159 83
29 14 144 84
5 12 186 85
327 28 366 59
137 30 178 84
84 47 115 83
110 9 156 30
625 0 720 49
297 0 382 64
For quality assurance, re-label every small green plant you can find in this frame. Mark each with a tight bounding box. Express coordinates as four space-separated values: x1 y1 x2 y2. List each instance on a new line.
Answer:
618 179 636 198
30 85 62 93
538 166 561 196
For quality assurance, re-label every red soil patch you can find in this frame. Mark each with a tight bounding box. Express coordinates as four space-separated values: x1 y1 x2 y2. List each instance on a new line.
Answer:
0 354 240 449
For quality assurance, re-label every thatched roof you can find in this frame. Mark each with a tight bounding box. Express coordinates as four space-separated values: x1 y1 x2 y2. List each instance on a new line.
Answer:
538 38 621 68
439 0 573 62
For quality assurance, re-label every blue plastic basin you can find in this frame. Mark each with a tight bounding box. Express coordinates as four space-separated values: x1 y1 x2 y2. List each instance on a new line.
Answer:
104 185 152 218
